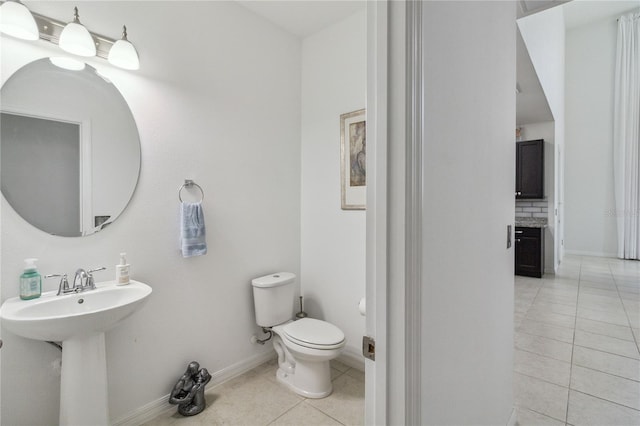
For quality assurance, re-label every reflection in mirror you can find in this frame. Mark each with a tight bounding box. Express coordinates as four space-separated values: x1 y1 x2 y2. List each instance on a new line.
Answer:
1 58 140 237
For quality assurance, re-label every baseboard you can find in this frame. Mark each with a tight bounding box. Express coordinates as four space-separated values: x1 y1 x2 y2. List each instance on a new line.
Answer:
113 393 173 426
507 407 518 426
337 345 365 371
564 250 617 258
113 351 276 426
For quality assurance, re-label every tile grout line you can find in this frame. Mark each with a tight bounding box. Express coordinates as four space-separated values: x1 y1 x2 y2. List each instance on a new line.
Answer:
570 388 640 413
514 343 572 363
572 342 640 362
524 311 577 330
570 361 640 383
609 261 640 359
513 370 571 421
519 406 569 425
573 322 637 343
265 399 307 426
569 386 640 412
310 403 348 426
513 363 573 388
514 281 544 334
564 255 583 424
516 327 573 345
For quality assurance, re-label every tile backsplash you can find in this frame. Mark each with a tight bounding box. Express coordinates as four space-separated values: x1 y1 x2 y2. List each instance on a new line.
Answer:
515 200 549 218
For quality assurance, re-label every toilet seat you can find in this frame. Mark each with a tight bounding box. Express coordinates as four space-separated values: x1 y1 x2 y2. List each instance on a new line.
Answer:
282 318 345 350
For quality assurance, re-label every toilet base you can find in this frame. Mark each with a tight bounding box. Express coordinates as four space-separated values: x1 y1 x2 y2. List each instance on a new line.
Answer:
269 322 345 399
276 363 332 399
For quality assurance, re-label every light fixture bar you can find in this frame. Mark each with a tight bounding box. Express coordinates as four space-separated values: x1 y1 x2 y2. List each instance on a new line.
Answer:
30 11 115 60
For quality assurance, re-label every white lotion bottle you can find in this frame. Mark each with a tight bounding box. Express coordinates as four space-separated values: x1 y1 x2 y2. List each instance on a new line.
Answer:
116 252 130 285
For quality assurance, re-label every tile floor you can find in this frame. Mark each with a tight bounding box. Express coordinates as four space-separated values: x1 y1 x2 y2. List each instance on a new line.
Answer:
147 254 639 426
145 359 364 426
515 255 640 426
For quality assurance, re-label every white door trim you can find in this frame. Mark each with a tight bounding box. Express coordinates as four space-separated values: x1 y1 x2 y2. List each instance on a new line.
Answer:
405 0 423 423
365 0 388 424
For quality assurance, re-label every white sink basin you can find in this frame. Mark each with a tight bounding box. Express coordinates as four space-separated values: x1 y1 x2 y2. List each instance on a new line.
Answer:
0 280 151 341
0 279 152 425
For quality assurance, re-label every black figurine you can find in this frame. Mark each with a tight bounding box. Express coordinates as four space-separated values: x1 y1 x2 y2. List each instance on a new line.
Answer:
169 361 211 416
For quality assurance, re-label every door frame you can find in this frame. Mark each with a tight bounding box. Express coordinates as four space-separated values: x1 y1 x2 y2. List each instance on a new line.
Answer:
365 0 389 423
404 0 423 423
365 0 422 423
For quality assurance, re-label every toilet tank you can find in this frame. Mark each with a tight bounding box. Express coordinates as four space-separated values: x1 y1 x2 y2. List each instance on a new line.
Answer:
251 272 296 327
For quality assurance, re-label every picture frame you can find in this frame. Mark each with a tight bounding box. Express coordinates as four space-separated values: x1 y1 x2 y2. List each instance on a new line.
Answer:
340 108 366 210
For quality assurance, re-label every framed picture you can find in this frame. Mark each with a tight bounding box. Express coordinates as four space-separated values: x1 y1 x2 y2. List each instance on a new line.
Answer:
340 108 366 210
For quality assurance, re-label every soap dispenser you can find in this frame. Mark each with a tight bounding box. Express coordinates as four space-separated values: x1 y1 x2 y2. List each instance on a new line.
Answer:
116 252 130 285
20 258 42 300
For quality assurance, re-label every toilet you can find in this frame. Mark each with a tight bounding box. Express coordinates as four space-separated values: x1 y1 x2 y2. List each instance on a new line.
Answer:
251 272 345 398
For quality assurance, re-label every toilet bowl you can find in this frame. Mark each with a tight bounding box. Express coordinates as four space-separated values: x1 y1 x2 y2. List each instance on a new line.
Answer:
251 273 346 398
272 318 345 398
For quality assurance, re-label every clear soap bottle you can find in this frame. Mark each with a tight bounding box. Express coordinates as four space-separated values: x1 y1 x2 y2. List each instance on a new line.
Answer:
20 258 42 300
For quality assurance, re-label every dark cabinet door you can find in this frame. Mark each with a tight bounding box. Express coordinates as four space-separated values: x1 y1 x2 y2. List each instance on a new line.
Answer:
516 139 544 199
515 227 544 278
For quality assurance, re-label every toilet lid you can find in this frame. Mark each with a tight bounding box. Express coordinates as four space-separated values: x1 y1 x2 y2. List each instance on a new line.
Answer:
282 318 345 347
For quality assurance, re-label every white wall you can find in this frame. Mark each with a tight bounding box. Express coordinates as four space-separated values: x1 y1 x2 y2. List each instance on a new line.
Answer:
420 2 515 423
518 8 565 123
300 10 366 365
518 6 566 270
519 121 556 273
564 16 618 257
1 2 301 424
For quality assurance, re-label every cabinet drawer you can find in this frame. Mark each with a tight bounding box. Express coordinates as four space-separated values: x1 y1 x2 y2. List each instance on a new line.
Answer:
515 227 541 237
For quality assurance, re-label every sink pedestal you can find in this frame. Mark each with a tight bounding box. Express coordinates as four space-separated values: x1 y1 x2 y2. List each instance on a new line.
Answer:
60 332 109 425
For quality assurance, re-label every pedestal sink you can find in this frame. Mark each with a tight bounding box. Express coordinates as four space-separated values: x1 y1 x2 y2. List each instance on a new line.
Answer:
0 280 152 425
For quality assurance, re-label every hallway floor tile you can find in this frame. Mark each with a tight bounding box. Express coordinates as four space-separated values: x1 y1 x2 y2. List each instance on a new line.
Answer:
515 255 640 426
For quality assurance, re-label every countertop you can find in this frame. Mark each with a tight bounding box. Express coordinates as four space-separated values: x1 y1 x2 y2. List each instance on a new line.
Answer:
515 218 548 228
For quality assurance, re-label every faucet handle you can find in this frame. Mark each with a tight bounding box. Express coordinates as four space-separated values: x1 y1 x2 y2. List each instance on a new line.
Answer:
44 273 63 279
45 274 70 295
86 267 106 290
88 267 106 275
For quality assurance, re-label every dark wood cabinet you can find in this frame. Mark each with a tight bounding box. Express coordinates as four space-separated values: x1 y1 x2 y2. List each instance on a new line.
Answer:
516 139 544 199
515 227 544 278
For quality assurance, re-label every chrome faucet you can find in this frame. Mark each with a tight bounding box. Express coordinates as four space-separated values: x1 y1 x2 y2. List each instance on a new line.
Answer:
73 269 90 291
45 267 106 296
72 267 106 292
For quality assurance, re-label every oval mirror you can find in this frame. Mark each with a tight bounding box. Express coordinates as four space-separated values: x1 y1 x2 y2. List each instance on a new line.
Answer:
1 58 141 237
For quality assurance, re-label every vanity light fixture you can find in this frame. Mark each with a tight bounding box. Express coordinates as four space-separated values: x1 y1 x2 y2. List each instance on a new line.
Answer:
0 3 140 71
58 6 96 57
107 25 139 70
0 0 38 40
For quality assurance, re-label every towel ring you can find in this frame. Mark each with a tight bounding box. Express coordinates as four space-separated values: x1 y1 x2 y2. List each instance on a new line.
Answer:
178 179 204 203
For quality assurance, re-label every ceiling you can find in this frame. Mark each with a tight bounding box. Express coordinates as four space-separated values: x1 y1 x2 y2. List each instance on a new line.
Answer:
564 0 639 29
235 1 638 127
237 1 365 38
517 0 571 18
